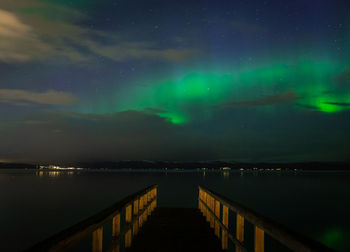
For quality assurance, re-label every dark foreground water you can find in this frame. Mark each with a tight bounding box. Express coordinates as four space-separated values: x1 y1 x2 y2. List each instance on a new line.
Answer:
0 169 349 251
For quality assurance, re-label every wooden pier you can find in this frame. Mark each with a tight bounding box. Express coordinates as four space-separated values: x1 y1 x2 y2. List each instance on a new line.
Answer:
128 207 223 252
26 184 335 252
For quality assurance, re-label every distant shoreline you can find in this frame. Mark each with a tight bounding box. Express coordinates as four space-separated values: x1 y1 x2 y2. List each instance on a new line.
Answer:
1 161 349 170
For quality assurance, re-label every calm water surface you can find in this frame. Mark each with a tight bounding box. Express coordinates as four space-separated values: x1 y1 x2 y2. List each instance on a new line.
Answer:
0 169 349 251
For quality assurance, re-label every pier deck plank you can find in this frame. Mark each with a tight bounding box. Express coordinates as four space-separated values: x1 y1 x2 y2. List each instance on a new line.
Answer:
128 207 224 252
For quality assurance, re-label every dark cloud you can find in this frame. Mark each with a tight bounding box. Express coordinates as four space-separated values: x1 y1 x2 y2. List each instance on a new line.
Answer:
0 89 76 105
1 108 349 164
323 102 350 107
294 103 320 111
217 91 300 109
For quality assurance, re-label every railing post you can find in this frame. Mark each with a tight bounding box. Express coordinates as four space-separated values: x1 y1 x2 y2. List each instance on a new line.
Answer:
153 187 157 198
112 213 120 237
139 213 143 228
134 198 139 215
147 201 151 216
145 192 149 205
222 205 229 250
255 226 264 252
236 214 244 251
92 227 103 252
133 220 139 236
126 204 132 223
210 196 214 228
139 195 144 210
199 188 204 213
214 200 220 237
125 229 132 248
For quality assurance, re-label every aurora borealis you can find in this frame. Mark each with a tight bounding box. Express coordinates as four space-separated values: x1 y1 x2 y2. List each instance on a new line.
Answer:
1 0 350 163
77 57 350 123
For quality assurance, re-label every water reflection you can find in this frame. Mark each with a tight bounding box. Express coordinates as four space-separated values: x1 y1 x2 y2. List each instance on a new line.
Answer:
37 171 76 177
223 171 230 179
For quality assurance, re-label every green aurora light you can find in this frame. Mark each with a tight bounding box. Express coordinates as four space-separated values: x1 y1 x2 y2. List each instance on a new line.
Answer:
78 57 350 124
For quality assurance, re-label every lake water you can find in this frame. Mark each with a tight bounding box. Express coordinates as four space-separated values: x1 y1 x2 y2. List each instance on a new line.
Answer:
0 169 349 251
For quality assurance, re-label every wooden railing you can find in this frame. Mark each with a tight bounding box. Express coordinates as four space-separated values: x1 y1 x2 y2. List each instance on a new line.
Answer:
26 184 158 252
198 186 335 252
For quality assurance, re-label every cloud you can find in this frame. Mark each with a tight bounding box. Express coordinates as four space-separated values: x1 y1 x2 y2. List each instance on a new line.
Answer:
0 1 198 63
84 41 197 62
323 102 350 107
0 9 51 62
294 103 320 111
1 108 350 163
218 91 300 108
0 89 76 105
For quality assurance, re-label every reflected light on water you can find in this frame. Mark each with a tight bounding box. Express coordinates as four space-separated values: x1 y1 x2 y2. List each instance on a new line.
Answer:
223 171 230 179
37 171 75 177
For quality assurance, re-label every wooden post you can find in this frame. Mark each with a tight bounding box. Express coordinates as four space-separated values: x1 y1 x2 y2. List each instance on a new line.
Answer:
145 192 148 205
92 227 103 252
147 203 151 216
141 195 144 207
112 213 120 237
134 199 139 215
139 195 144 210
215 200 220 237
222 205 229 250
133 220 139 236
154 188 157 198
152 199 156 211
126 204 132 223
255 226 264 252
125 229 132 248
236 214 244 251
210 196 214 228
139 214 143 228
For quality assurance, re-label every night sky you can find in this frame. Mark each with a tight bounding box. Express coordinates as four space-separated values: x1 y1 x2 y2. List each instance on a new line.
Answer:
1 0 350 163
